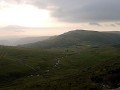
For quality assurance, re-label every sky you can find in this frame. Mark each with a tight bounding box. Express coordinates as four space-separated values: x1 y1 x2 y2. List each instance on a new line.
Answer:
0 0 120 37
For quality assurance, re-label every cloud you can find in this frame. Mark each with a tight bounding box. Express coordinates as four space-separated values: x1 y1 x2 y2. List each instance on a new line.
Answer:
51 0 120 23
1 0 120 23
89 23 101 26
0 25 25 32
116 23 120 25
26 0 120 23
110 24 116 27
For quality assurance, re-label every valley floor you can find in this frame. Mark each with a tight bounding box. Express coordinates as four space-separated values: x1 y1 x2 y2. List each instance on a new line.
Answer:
0 45 120 90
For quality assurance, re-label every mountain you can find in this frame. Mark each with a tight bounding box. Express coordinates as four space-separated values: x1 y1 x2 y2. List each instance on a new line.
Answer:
23 30 120 48
1 30 120 90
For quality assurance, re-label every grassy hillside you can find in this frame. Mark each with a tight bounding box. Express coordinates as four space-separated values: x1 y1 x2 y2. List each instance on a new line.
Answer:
0 45 120 90
23 30 120 48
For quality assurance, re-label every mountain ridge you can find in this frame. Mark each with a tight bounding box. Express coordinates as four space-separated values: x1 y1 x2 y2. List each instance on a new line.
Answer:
22 30 120 48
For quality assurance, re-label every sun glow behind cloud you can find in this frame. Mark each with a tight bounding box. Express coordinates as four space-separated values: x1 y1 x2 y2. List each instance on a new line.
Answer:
0 3 55 27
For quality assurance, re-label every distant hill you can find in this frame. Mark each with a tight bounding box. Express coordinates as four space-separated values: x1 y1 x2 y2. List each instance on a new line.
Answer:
23 30 120 48
0 40 10 46
0 36 50 46
105 31 120 34
14 36 50 45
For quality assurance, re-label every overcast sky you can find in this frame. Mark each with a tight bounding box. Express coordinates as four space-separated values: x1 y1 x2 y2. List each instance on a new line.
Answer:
0 0 120 37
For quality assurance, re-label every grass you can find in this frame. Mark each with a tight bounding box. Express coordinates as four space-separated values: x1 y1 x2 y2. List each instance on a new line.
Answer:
0 45 120 90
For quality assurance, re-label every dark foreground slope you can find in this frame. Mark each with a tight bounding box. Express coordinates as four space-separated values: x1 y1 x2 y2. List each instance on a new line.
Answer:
23 30 120 48
0 45 120 90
